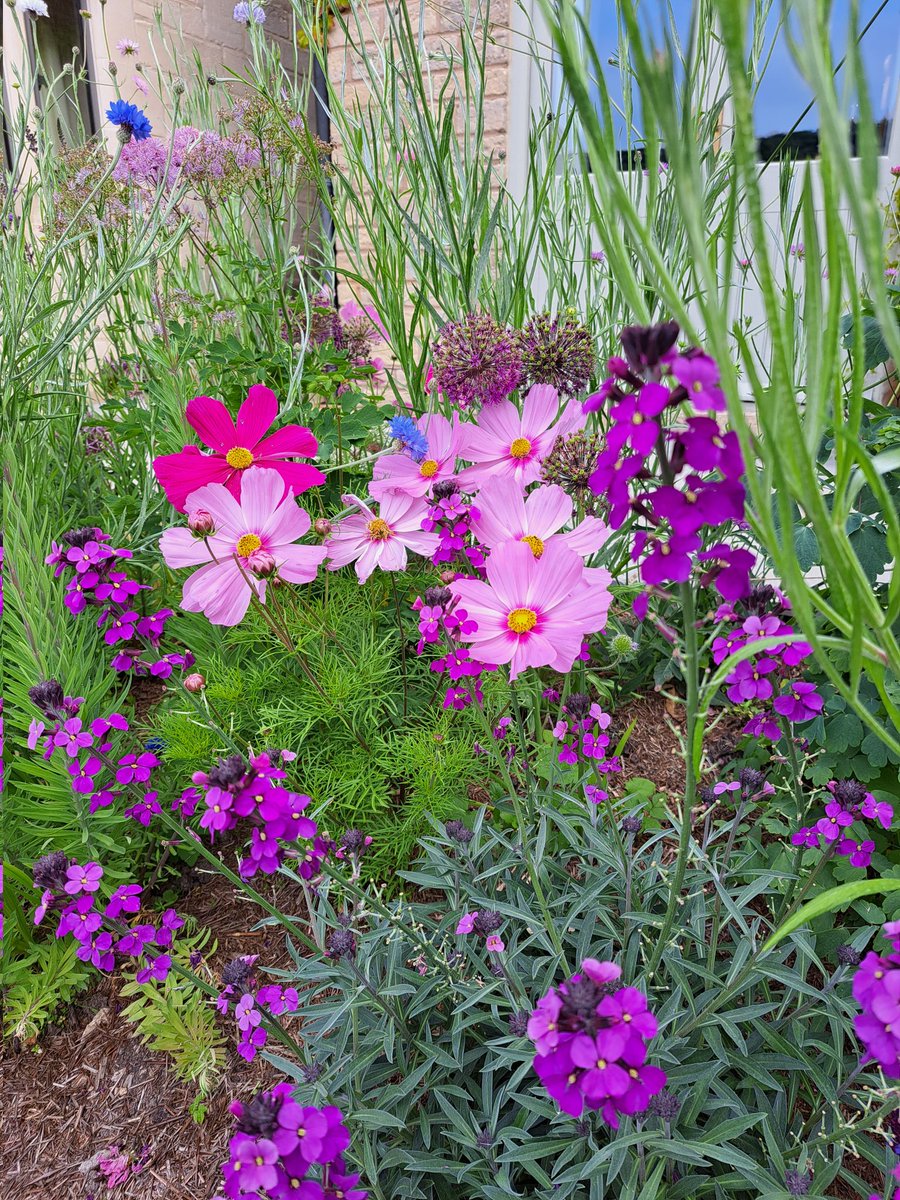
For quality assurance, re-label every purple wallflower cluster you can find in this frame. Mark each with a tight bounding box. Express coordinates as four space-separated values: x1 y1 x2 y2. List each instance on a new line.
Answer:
186 751 319 879
46 526 193 679
853 922 900 1078
421 480 486 571
792 779 892 869
219 1085 367 1200
32 853 181 982
216 956 300 1062
584 323 750 602
411 586 494 710
711 586 823 738
27 687 161 822
432 313 523 410
456 909 506 954
528 958 666 1126
551 692 616 768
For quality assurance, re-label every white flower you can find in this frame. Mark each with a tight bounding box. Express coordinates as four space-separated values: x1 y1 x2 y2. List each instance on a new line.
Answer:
16 0 50 15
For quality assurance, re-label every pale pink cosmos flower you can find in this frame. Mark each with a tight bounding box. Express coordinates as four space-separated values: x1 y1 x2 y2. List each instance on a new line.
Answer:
453 540 611 680
324 492 438 583
369 412 464 500
458 383 585 490
159 466 327 626
471 478 609 566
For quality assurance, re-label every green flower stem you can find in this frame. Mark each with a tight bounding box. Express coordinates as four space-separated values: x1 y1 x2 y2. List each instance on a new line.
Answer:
646 580 700 979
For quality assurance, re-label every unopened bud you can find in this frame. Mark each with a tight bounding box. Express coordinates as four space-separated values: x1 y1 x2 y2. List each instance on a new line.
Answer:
184 673 206 693
107 61 117 76
173 78 186 95
314 518 333 537
116 125 132 145
187 509 215 535
248 550 277 576
439 570 456 584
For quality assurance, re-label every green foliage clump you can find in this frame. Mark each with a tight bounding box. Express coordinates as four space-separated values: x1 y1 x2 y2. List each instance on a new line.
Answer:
155 571 489 876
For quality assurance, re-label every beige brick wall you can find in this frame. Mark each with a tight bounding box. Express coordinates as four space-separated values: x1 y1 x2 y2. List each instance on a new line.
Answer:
326 0 512 318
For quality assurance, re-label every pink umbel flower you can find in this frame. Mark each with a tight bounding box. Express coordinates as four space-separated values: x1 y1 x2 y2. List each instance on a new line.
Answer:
324 492 439 584
369 412 464 499
452 541 611 680
153 384 325 511
471 478 609 563
160 467 327 626
458 383 585 490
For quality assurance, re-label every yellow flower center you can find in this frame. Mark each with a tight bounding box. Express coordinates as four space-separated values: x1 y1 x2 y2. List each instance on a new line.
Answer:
596 1058 607 1069
629 1068 640 1079
226 445 254 470
520 534 545 558
507 607 537 634
236 533 262 557
623 1013 632 1022
367 518 392 541
509 437 532 459
419 459 439 478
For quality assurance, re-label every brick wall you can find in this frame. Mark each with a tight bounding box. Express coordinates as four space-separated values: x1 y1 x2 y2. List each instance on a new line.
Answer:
325 0 512 316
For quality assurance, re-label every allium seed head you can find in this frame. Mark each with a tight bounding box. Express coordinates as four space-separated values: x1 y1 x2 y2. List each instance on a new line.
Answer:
518 312 596 396
432 313 523 410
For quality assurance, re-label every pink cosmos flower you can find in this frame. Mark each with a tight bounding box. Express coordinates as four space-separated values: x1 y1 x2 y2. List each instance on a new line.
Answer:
369 412 464 499
159 467 327 626
452 541 611 680
324 492 438 583
458 384 586 490
471 479 609 564
153 384 325 511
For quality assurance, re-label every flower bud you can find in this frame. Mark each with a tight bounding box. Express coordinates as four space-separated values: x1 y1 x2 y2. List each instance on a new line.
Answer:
187 509 215 535
314 517 332 537
439 569 456 584
248 549 277 577
184 673 206 693
173 78 186 95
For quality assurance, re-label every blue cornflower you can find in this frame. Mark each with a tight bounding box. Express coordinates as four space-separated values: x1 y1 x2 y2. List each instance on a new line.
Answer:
233 1 266 23
387 415 428 462
106 99 152 142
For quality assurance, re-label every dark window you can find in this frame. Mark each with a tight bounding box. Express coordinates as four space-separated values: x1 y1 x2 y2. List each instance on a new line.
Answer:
27 0 98 149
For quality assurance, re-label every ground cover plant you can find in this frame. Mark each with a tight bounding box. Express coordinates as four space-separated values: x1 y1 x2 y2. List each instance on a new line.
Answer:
2 0 900 1197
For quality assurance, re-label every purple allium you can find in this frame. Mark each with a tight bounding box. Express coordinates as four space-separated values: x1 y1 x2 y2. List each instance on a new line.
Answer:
432 313 523 409
518 311 596 397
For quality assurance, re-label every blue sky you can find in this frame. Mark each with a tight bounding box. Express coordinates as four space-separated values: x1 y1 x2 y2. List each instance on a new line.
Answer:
585 0 900 143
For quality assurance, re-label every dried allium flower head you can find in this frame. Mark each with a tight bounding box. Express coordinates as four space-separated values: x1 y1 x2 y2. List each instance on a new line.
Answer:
28 678 66 717
619 321 680 374
326 928 357 960
445 819 474 845
432 313 523 410
540 431 603 513
518 311 596 396
32 850 71 891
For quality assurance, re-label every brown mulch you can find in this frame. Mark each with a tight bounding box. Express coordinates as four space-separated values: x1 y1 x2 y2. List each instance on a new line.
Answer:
0 871 311 1200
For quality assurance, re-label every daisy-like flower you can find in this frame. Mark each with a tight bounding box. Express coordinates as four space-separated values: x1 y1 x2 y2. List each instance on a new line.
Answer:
153 384 325 511
324 492 438 584
452 540 611 680
15 0 49 14
471 478 609 565
458 384 585 491
116 38 140 55
160 467 327 626
369 412 464 500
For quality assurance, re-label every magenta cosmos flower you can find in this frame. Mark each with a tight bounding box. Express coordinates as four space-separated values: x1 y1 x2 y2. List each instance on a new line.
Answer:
153 384 325 511
452 541 611 679
324 492 439 583
160 467 327 625
472 478 609 563
369 412 464 500
458 384 586 490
